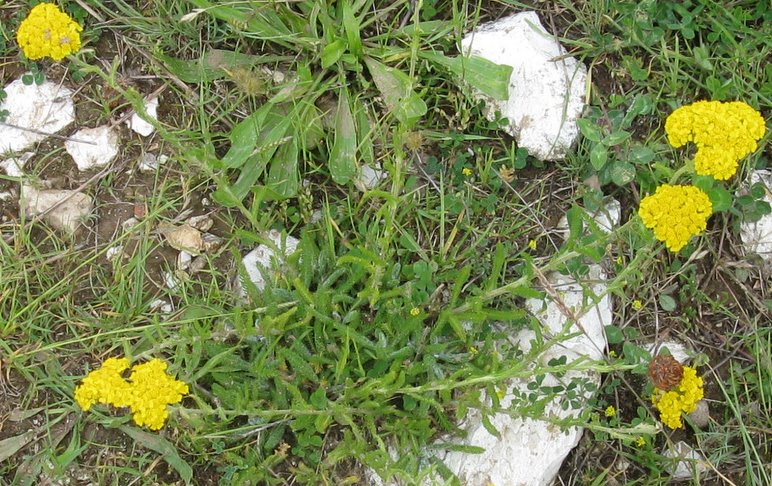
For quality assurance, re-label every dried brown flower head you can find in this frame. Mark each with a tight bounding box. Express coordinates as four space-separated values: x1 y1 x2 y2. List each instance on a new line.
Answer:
499 165 515 183
648 354 683 390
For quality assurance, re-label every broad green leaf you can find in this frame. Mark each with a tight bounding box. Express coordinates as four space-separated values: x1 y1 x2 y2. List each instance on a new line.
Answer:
659 294 677 312
267 136 299 198
119 426 193 484
321 38 347 69
605 325 624 345
0 431 35 462
222 103 273 169
577 118 602 142
610 161 636 186
419 51 512 100
602 130 632 146
329 87 357 184
628 145 655 165
566 206 584 240
706 185 732 212
228 114 292 201
590 143 608 170
364 57 426 125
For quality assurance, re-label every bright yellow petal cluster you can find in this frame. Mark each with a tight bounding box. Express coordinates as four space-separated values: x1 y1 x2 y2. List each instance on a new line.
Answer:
638 184 713 252
665 101 766 180
74 357 132 411
651 366 704 429
126 359 190 430
16 3 83 61
74 357 188 430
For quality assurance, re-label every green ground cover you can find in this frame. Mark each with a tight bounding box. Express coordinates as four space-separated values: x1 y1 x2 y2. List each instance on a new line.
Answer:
0 0 769 484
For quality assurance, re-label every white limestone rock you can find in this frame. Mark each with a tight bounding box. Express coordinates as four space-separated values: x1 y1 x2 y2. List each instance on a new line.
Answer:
0 78 75 155
65 126 119 171
740 170 772 264
127 97 159 136
138 153 159 172
20 185 93 233
354 163 388 192
1 152 34 177
664 441 708 481
433 265 610 486
149 299 173 314
646 340 691 364
461 12 586 160
236 230 299 297
556 198 621 241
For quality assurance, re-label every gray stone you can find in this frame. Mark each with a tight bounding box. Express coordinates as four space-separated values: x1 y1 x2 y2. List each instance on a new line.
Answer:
20 185 93 234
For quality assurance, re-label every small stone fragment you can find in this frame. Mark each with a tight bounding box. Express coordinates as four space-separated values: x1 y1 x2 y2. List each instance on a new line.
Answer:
137 153 159 172
159 223 204 254
557 198 620 241
177 251 192 271
20 185 93 233
0 77 75 155
122 217 139 232
127 97 159 137
187 214 214 232
740 170 772 264
236 230 299 297
664 441 708 480
687 400 710 429
149 299 173 314
354 163 387 192
65 126 120 171
202 233 223 253
1 152 34 177
460 12 586 160
106 245 123 262
189 256 207 273
162 271 180 290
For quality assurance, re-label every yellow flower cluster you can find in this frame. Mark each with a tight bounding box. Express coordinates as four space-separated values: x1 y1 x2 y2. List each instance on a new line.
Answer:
75 357 188 430
665 101 766 180
16 3 82 61
651 366 704 429
638 184 713 252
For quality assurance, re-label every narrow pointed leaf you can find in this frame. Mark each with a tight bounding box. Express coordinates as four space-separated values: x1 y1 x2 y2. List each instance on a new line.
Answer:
329 87 357 184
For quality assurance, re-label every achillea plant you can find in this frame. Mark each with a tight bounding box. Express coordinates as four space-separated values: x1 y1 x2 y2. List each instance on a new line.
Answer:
638 184 713 252
665 100 765 180
16 3 82 61
75 357 188 430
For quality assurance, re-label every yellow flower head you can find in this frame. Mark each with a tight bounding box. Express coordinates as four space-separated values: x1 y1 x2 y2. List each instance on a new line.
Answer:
410 307 420 316
16 3 83 61
462 167 473 177
127 359 190 430
74 357 188 430
638 184 712 252
665 101 766 180
74 357 132 411
604 405 616 417
651 365 704 429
